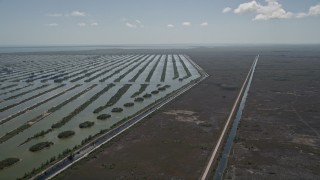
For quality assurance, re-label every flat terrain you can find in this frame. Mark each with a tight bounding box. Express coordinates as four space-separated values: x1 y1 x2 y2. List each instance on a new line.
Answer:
3 46 318 179
54 48 254 179
0 53 201 179
225 50 320 179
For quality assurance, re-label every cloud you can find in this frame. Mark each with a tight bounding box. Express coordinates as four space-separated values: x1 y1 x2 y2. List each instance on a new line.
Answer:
308 4 320 16
123 19 144 28
46 11 87 18
200 22 209 26
78 22 86 27
167 24 175 28
296 12 308 19
182 22 191 26
91 22 98 26
135 20 144 28
46 23 58 26
70 11 86 17
234 0 294 20
222 7 232 13
125 22 137 28
234 1 259 14
46 13 63 17
230 0 320 20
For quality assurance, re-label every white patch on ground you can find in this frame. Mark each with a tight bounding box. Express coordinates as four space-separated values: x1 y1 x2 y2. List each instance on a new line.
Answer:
292 135 317 147
163 110 204 124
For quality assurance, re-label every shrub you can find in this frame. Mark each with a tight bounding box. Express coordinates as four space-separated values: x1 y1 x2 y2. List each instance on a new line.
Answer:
29 142 54 152
79 121 94 128
151 90 159 94
143 93 151 98
112 107 123 113
0 158 20 170
97 114 111 120
124 102 134 107
57 130 75 139
54 79 63 83
134 97 144 102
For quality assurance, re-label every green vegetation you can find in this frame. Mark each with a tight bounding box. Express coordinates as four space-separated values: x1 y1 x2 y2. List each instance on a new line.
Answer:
93 84 131 113
151 90 159 94
0 84 79 140
99 56 141 82
0 54 201 179
158 85 170 91
0 84 18 90
0 84 79 127
112 107 123 112
124 102 134 107
18 146 76 179
0 84 32 96
70 70 99 82
114 55 149 82
134 97 144 102
178 55 192 79
29 142 54 152
71 59 120 83
57 131 75 139
79 121 95 128
16 75 202 179
53 79 63 83
131 84 148 98
172 56 179 79
129 56 154 82
51 84 115 128
84 60 122 82
0 124 30 144
145 56 161 82
47 84 86 113
0 84 64 112
20 129 53 146
93 106 104 114
161 56 168 82
106 85 131 107
3 84 49 101
59 70 87 82
143 93 152 98
97 114 111 120
0 158 20 170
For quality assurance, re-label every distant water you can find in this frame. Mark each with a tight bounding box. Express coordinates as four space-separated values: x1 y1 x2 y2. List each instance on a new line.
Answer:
0 45 192 53
1 44 319 54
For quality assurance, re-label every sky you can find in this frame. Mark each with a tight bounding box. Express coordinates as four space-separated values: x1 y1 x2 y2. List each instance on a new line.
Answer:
0 0 320 46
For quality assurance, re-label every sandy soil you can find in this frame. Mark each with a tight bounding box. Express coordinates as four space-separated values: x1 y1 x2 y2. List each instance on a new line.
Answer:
53 48 254 179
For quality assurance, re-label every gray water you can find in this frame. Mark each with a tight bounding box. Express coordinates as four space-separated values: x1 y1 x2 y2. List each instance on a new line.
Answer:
0 45 193 54
0 54 201 179
213 56 258 180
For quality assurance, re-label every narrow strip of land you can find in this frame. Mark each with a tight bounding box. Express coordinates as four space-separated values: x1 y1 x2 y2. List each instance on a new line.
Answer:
201 55 259 180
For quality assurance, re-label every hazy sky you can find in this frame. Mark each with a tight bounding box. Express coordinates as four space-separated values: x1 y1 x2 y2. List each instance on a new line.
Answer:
1 0 320 45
